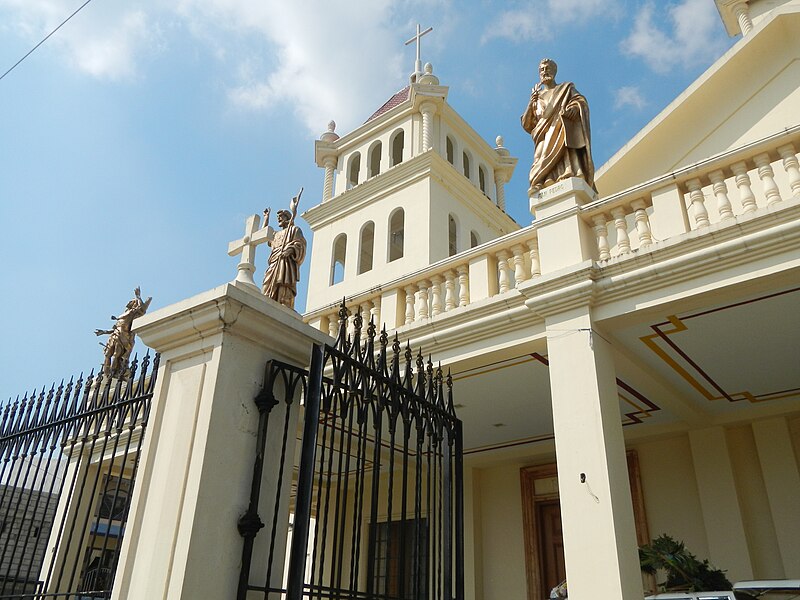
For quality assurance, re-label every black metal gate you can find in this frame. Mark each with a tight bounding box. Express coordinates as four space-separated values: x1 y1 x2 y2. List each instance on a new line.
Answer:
238 305 464 600
0 353 158 599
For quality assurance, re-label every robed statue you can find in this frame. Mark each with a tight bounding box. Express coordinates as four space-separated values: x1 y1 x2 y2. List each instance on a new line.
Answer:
521 58 596 195
262 190 307 310
95 287 152 376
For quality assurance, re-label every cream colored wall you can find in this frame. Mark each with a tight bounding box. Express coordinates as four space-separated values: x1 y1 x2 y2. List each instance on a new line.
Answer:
305 179 431 311
474 464 527 600
750 0 800 23
438 118 498 204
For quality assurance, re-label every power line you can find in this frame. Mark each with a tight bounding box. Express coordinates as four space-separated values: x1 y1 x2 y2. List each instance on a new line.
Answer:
0 0 94 83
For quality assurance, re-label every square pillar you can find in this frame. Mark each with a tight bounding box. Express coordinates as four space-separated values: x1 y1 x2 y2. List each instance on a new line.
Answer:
544 307 643 600
529 178 597 274
688 427 753 581
468 254 498 302
649 183 690 241
752 418 800 574
111 282 328 600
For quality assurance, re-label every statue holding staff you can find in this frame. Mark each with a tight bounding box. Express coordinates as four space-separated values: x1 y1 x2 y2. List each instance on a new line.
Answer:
261 189 307 310
521 58 596 195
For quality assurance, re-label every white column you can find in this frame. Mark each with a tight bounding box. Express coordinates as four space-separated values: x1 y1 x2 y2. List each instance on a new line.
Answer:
688 427 754 581
113 283 328 600
732 1 753 35
420 102 436 153
444 270 457 311
631 199 653 248
322 157 337 201
686 178 710 228
494 172 506 211
777 143 800 197
752 418 800 575
430 275 444 316
546 309 643 600
527 239 541 277
731 161 758 214
754 153 782 207
610 207 631 255
593 214 611 261
708 170 734 221
496 250 512 293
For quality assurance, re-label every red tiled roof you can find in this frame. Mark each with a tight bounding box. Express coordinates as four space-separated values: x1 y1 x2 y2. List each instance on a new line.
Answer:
364 85 411 123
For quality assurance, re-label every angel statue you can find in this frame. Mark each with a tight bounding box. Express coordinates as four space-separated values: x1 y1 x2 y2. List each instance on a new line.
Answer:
261 189 307 310
95 287 152 377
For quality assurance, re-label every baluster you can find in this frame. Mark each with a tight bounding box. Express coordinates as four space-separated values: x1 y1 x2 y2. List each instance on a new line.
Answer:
430 276 444 316
731 161 757 214
593 214 610 261
630 199 653 248
457 265 470 307
708 170 734 221
778 144 800 197
444 271 456 311
360 302 372 334
527 239 541 277
417 280 430 320
754 153 782 207
370 300 381 330
511 244 528 287
685 178 710 228
610 207 631 254
497 250 512 293
404 285 416 325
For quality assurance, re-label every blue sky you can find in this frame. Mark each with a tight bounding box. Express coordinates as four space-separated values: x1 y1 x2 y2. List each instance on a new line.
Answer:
0 0 735 396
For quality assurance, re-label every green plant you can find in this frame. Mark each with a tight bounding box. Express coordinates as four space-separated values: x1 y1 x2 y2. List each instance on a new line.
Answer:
639 534 732 592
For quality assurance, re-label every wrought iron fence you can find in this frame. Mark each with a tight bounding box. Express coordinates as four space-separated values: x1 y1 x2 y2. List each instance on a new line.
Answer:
0 353 158 599
238 305 464 600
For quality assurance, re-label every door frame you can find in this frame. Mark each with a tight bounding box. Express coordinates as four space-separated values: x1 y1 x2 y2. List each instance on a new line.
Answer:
520 451 650 600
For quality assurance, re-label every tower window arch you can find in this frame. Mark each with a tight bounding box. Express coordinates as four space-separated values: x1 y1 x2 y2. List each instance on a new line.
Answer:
448 214 458 257
446 137 455 165
391 129 404 166
331 234 347 285
358 221 375 274
388 208 404 262
369 142 382 178
347 153 361 189
462 152 471 179
479 166 487 193
470 230 480 248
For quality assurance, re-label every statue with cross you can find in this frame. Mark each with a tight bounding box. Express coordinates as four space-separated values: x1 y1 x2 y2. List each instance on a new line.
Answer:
227 189 306 311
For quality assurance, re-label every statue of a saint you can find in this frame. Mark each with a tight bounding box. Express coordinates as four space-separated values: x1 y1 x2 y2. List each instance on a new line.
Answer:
261 190 307 310
95 287 152 376
521 58 596 195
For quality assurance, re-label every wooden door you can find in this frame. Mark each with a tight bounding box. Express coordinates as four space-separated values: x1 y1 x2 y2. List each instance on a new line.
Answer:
537 500 566 596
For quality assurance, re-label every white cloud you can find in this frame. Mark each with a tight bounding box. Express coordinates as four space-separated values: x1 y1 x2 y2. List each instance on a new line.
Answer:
482 0 615 43
0 0 160 81
614 85 647 110
622 0 728 73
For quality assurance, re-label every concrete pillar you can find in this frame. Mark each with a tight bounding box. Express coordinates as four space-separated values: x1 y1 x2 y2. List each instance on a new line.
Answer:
649 183 690 241
752 418 800 574
688 427 753 581
545 308 643 600
529 178 596 274
111 282 328 600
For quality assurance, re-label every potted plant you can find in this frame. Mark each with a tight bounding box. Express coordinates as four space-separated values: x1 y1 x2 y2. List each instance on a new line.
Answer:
639 534 732 593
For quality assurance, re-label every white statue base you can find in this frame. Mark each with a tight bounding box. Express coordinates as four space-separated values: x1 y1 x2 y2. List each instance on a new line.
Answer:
529 177 598 220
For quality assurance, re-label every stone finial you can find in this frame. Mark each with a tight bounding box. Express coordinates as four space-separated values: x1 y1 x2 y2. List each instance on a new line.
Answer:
495 135 510 157
418 62 440 85
320 120 339 142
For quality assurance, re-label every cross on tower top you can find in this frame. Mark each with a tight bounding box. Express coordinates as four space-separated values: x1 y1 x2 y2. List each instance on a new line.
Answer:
404 23 433 81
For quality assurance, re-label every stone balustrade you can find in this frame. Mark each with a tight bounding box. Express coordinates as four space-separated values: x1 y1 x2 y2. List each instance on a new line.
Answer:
306 127 800 335
583 127 800 261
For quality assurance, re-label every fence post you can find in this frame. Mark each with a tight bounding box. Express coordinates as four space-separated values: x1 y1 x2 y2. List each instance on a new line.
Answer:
111 282 328 600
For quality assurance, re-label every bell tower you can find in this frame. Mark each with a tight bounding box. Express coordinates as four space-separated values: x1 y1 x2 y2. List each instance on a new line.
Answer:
303 42 519 315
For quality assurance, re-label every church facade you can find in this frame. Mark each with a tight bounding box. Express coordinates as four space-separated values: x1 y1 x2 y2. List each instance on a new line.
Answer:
297 1 800 598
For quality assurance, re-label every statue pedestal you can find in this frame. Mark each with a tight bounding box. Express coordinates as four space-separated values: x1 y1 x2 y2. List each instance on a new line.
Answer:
528 178 598 275
529 177 597 220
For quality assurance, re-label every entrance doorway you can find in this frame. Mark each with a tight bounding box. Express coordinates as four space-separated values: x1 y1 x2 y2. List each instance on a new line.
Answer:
520 452 650 600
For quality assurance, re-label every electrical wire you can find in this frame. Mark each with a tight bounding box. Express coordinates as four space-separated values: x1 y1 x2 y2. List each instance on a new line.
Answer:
0 0 94 83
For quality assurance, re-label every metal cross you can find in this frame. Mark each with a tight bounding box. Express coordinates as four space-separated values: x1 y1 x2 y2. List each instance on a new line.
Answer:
404 23 433 78
228 213 273 289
